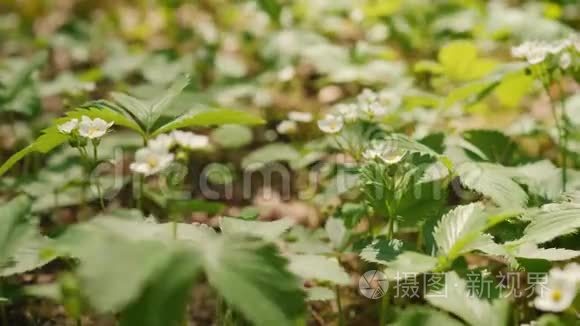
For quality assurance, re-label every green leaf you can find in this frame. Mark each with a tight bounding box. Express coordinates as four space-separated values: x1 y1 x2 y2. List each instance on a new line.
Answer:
414 60 444 75
211 124 253 149
339 203 367 229
1 123 71 176
434 204 521 261
461 130 517 164
53 218 306 325
433 203 489 256
438 41 497 81
0 196 56 276
392 307 463 326
363 0 402 17
0 234 56 277
153 108 264 136
202 236 306 326
397 180 448 227
219 217 294 241
242 143 300 171
419 133 446 154
512 244 580 261
426 272 510 326
111 92 149 129
108 75 190 132
514 204 580 245
360 238 403 265
0 52 46 116
0 145 36 177
0 196 31 265
0 53 45 99
285 226 332 255
383 134 441 158
256 0 281 24
493 71 534 108
383 252 438 279
445 80 496 107
287 254 350 285
324 218 347 250
148 75 190 128
534 314 569 326
54 225 184 313
456 162 528 208
120 251 201 326
506 160 563 200
1 81 41 117
382 134 453 170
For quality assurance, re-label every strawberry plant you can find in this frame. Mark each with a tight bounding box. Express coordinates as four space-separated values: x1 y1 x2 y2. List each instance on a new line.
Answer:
1 1 580 326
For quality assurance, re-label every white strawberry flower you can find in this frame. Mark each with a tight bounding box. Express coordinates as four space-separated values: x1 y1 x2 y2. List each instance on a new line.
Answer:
148 134 175 151
57 119 79 134
379 91 402 110
358 88 379 105
78 116 114 139
356 89 389 119
276 120 298 134
547 39 571 54
362 148 382 161
129 147 174 176
335 103 359 122
363 143 406 164
526 47 549 65
511 41 550 65
288 111 313 123
381 149 407 164
317 114 344 134
171 130 209 150
559 52 572 70
534 268 577 312
573 36 580 52
562 263 580 284
360 102 388 118
511 42 531 58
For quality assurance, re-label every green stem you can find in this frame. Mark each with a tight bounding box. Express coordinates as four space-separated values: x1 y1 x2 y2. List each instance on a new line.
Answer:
379 211 396 325
546 89 567 192
136 175 144 211
379 294 389 326
76 147 90 210
0 281 5 326
539 66 567 192
557 82 568 192
92 144 105 210
172 219 178 240
0 300 6 326
386 216 395 241
53 190 59 209
216 295 223 326
336 285 345 326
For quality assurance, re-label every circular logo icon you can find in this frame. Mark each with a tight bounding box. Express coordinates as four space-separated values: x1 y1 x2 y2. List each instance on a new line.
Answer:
359 270 389 299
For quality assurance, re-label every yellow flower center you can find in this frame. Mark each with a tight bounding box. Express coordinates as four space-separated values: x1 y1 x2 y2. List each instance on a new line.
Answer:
88 127 98 136
551 289 563 302
147 156 159 168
